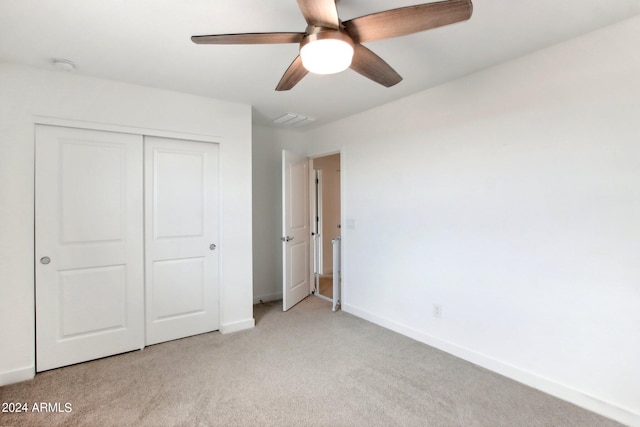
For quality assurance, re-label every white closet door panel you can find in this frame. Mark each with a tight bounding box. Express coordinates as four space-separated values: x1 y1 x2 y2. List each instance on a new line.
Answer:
153 150 205 238
152 257 205 318
35 125 144 372
58 265 127 336
145 136 220 345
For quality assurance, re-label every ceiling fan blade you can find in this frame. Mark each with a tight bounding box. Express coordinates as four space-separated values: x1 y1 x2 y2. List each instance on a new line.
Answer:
276 55 309 91
350 44 402 88
191 32 305 45
296 0 340 29
343 0 472 43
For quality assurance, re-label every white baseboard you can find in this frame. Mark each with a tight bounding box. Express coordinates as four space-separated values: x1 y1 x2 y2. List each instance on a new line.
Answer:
220 318 255 334
253 292 282 304
343 303 640 427
0 365 34 386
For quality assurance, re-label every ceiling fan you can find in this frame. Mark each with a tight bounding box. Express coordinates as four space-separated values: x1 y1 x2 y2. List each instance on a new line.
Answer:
191 0 473 91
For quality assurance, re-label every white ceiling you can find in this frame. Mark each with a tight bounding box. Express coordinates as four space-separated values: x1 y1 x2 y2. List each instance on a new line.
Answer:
1 0 638 130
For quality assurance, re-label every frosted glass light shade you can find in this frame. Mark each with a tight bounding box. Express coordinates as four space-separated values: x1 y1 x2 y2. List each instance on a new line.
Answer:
300 38 354 75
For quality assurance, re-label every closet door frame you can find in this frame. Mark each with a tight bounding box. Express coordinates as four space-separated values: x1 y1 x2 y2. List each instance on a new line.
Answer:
34 116 223 369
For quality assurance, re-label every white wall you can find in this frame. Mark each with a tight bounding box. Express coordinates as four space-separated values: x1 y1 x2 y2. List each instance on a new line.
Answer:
251 125 307 303
306 16 640 426
0 63 254 385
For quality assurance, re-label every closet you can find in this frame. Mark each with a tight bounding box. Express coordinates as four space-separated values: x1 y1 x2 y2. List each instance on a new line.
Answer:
35 125 219 371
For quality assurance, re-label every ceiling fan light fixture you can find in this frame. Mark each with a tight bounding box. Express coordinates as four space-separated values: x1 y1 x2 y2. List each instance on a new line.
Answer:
300 30 354 75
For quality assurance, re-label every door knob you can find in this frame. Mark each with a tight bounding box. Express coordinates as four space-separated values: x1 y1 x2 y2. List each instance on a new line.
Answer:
40 256 51 265
209 244 216 250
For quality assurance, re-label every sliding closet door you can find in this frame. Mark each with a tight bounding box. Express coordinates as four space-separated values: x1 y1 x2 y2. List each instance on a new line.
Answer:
35 125 144 372
144 137 220 345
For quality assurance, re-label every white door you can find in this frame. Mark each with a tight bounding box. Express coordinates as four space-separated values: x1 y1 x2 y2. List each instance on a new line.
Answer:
144 137 220 345
282 150 310 311
35 125 144 372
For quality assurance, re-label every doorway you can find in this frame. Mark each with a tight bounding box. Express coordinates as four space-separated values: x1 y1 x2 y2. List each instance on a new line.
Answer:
311 153 341 304
281 150 342 312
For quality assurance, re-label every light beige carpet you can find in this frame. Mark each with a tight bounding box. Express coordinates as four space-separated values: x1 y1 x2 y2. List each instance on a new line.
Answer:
0 297 623 426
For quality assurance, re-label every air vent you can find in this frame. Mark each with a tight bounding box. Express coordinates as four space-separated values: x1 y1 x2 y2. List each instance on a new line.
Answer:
272 113 316 128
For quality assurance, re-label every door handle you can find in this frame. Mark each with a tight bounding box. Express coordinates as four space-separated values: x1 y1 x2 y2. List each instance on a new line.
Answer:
209 244 216 250
281 236 294 242
40 256 51 265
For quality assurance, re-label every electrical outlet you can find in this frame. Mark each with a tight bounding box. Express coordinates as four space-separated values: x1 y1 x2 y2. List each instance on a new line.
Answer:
433 304 442 319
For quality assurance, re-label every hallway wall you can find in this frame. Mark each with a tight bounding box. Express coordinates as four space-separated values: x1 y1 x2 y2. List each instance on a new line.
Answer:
313 153 341 274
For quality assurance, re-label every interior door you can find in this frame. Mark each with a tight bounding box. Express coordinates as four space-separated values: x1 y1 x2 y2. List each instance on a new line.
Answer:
144 136 220 345
282 150 310 311
35 125 144 372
